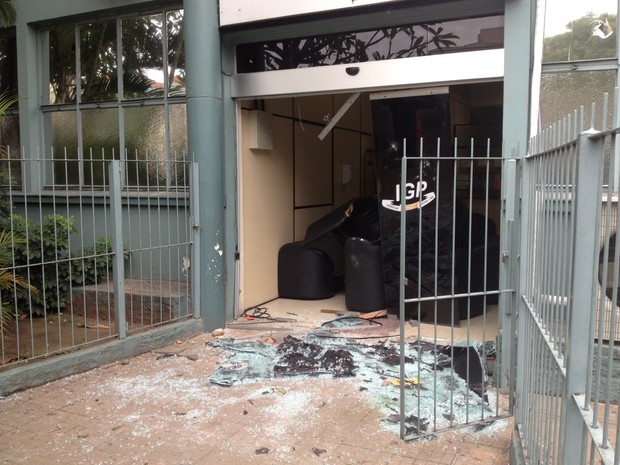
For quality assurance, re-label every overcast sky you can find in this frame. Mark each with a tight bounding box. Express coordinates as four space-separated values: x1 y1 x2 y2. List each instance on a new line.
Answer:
544 0 617 36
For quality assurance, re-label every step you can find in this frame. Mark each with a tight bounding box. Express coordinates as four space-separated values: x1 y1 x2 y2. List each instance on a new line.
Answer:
69 279 191 326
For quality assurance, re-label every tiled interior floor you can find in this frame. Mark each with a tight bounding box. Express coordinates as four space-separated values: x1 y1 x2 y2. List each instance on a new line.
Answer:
256 293 500 343
0 305 512 465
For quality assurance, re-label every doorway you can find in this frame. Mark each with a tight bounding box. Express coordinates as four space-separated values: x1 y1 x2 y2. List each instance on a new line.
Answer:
237 81 503 327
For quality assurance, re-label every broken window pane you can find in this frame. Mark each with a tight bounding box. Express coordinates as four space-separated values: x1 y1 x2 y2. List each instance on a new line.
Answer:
543 0 617 62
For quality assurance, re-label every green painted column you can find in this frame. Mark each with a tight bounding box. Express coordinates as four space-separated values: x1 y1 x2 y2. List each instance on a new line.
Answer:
184 0 226 330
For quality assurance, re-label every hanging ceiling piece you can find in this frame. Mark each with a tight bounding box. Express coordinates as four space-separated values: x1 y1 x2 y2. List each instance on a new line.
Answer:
318 92 360 141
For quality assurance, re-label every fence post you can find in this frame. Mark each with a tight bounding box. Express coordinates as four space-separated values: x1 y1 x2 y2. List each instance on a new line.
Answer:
500 157 518 397
562 130 604 464
109 160 127 339
515 143 534 432
190 162 201 319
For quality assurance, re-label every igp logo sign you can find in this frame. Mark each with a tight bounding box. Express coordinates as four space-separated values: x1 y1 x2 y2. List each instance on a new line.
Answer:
381 180 436 212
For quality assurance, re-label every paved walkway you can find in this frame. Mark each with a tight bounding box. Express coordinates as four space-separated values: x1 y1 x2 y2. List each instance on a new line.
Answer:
1 327 512 465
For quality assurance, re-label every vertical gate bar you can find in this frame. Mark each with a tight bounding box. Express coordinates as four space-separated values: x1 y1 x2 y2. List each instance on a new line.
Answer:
398 140 408 440
559 145 575 361
541 162 554 459
144 152 153 326
547 349 559 464
562 129 604 465
544 147 553 331
102 155 113 334
82 150 93 340
109 160 127 340
544 147 553 330
155 158 163 322
132 150 143 327
481 140 490 419
548 148 558 355
450 140 457 426
416 140 423 432
614 89 620 194
531 156 541 317
529 308 540 459
465 139 474 424
433 140 440 432
124 154 135 326
533 293 545 460
554 145 565 346
50 148 62 350
557 142 570 356
615 398 620 465
191 161 201 318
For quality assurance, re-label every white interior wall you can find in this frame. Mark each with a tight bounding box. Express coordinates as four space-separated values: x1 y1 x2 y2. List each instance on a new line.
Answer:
239 94 373 311
239 108 294 310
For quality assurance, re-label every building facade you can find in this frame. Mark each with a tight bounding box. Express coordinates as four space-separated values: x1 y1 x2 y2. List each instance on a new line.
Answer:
12 0 535 331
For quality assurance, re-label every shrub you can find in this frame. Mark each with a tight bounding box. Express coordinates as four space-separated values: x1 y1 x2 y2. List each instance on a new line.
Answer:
70 236 116 286
9 214 76 315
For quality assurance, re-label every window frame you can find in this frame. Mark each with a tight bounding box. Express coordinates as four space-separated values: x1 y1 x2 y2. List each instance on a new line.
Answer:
38 8 187 191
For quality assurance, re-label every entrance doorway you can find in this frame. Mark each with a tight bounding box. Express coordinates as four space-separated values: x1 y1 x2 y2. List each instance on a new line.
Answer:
237 81 503 326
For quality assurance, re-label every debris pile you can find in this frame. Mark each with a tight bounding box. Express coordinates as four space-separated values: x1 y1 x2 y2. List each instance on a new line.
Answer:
208 333 498 436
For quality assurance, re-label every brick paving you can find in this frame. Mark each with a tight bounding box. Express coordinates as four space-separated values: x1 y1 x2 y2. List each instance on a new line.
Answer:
0 329 512 465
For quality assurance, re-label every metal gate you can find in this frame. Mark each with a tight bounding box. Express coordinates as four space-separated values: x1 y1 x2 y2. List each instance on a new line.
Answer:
512 94 620 464
393 137 513 441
